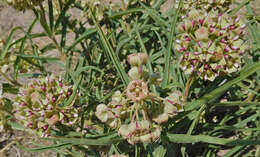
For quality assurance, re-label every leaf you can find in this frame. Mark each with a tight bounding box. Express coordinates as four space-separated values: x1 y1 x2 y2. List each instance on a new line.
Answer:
47 133 123 146
54 0 75 29
166 133 260 146
2 83 19 94
0 27 24 60
152 145 167 157
140 3 169 28
162 0 183 88
14 54 60 61
90 10 129 86
48 0 54 31
66 28 96 52
109 8 143 19
17 142 72 152
8 122 26 131
37 9 52 38
213 101 260 107
229 0 251 16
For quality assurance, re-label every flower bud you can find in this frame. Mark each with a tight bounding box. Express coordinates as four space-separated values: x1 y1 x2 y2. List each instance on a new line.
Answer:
177 23 186 33
152 113 169 124
188 9 199 20
118 125 130 137
127 53 148 67
195 27 209 41
127 54 140 66
128 66 142 80
95 104 110 122
112 91 122 103
139 53 148 65
184 19 193 31
46 114 59 125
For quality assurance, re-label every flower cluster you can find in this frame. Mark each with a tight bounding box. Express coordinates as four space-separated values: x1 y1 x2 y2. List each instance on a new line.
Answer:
177 0 232 13
175 9 247 81
118 120 161 144
4 0 44 10
95 53 184 144
76 0 112 22
14 75 79 137
77 0 155 22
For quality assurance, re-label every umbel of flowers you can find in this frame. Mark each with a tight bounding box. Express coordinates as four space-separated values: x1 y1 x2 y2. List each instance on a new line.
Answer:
95 53 184 144
4 0 45 10
175 9 247 81
176 0 233 14
77 0 155 22
14 75 79 137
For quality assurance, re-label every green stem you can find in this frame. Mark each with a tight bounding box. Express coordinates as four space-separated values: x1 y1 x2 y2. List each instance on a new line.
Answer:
184 74 195 102
135 144 140 157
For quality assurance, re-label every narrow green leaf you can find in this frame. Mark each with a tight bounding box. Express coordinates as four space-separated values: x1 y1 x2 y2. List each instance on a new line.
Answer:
90 11 129 86
74 66 104 77
167 133 260 146
152 145 167 157
115 37 132 54
2 83 19 94
54 0 75 29
234 113 259 128
66 28 96 52
0 27 24 60
48 134 123 146
229 0 251 16
109 8 143 19
162 0 182 88
48 0 54 31
14 54 60 61
213 101 260 107
38 9 52 38
140 3 169 28
17 142 72 152
14 17 41 79
247 20 260 51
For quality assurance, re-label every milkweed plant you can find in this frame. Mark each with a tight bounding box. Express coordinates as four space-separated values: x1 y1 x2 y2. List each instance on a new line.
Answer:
0 0 260 156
